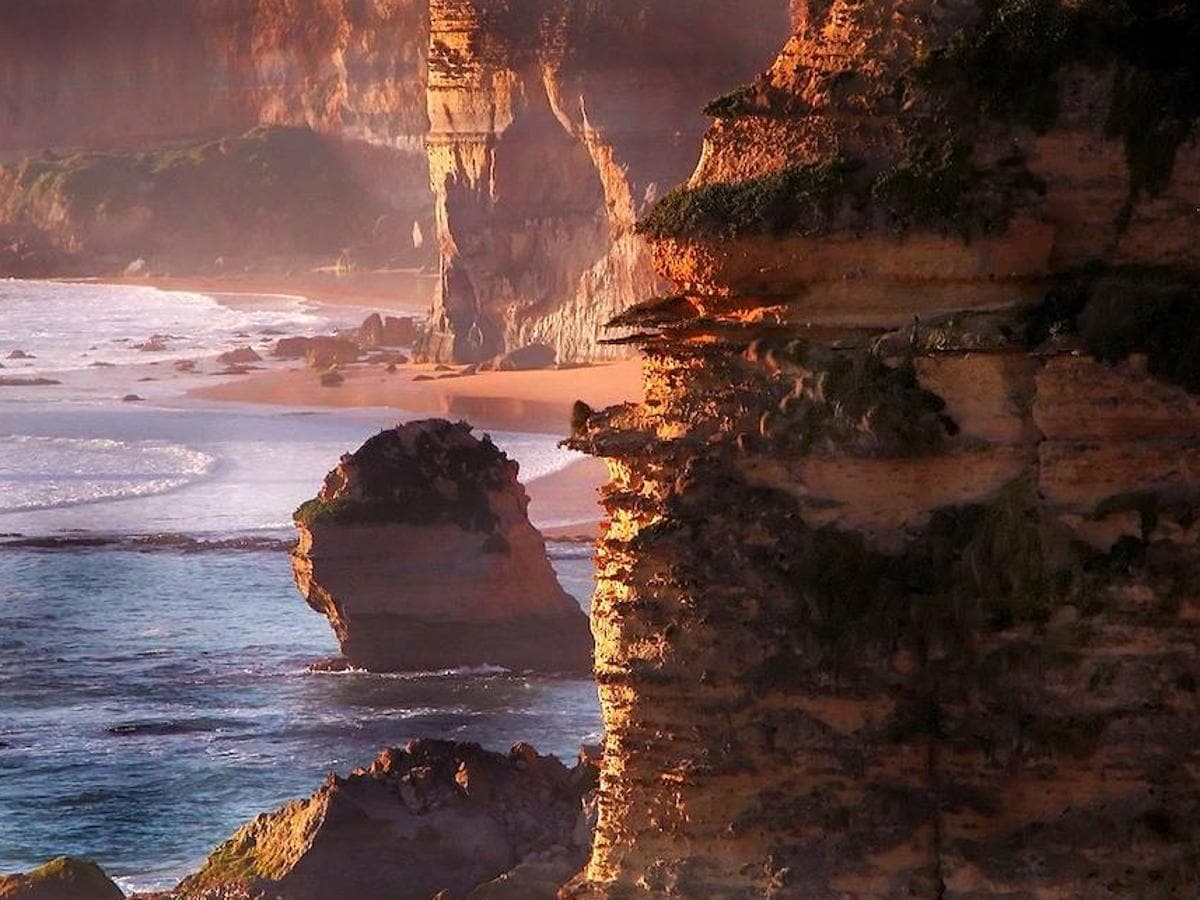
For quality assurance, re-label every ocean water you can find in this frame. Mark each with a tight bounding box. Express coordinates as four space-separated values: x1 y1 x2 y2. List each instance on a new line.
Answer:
0 281 600 892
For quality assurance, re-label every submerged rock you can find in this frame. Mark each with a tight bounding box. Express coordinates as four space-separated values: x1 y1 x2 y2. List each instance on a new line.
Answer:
0 856 124 900
176 740 597 900
291 419 592 672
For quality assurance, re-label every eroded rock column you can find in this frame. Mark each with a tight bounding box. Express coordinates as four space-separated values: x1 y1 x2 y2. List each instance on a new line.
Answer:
566 1 1200 895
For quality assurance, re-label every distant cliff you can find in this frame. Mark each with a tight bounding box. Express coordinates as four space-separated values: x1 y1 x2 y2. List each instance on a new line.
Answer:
568 0 1200 895
0 0 432 275
416 0 794 363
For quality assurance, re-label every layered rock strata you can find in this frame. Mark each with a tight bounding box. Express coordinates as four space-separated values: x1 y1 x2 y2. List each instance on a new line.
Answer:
567 1 1200 896
175 740 598 900
416 0 794 364
291 419 591 672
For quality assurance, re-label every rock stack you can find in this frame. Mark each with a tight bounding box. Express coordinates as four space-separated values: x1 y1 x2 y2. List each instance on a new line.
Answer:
292 419 592 673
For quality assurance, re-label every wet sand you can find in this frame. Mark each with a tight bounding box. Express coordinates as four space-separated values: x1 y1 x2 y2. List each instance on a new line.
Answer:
186 359 641 534
188 359 643 435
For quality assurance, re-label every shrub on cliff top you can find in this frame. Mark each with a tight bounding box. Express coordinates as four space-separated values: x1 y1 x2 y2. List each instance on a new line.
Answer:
702 85 759 118
635 156 856 240
869 140 981 234
293 420 514 532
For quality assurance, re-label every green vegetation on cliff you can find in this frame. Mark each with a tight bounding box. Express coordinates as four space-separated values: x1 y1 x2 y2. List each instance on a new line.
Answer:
635 157 856 240
918 0 1200 199
702 85 759 118
0 125 399 268
293 421 514 532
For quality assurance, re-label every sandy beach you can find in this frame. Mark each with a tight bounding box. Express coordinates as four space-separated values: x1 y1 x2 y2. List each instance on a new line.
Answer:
188 358 642 534
189 359 641 433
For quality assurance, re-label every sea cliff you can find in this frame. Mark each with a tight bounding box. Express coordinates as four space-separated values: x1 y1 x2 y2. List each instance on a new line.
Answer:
567 1 1200 895
0 0 432 276
417 0 793 364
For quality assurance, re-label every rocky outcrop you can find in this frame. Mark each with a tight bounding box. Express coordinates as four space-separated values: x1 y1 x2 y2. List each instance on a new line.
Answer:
416 0 794 364
291 419 591 672
175 740 597 900
566 1 1200 897
0 857 124 900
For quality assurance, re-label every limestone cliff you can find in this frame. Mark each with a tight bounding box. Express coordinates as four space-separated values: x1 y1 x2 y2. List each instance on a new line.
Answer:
176 740 597 900
0 0 432 274
292 419 591 673
567 1 1200 896
0 126 402 273
416 0 794 364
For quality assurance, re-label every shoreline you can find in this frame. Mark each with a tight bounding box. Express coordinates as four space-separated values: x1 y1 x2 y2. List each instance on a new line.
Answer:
8 277 636 540
57 267 439 316
184 358 642 436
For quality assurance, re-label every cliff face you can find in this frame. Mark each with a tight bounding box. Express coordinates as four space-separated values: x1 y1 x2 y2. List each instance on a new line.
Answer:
416 0 794 364
0 126 402 273
291 419 592 673
0 0 432 273
568 1 1200 896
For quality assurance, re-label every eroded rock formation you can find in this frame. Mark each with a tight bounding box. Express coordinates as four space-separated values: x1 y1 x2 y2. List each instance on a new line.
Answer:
416 0 794 364
292 419 591 672
176 740 598 900
567 1 1200 896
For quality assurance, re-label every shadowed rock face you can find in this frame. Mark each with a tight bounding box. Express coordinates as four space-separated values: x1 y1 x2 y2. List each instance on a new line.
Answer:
416 0 794 364
175 740 599 900
565 1 1200 896
291 419 592 673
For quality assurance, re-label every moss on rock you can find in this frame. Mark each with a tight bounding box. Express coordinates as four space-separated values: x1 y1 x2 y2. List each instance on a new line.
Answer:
635 156 856 240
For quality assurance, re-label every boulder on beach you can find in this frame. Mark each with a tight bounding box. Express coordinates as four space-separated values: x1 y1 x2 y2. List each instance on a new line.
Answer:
290 419 592 672
6 349 33 360
272 336 360 367
383 315 419 347
481 343 556 372
216 346 262 365
176 740 598 900
356 313 419 349
0 856 124 900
